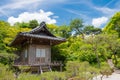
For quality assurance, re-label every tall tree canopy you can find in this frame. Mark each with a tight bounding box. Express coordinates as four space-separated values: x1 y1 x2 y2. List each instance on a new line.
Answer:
29 20 39 29
83 25 102 35
14 20 39 29
104 12 120 37
70 18 84 36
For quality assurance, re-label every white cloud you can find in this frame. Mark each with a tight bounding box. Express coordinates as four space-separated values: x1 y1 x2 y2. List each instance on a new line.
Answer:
0 0 67 17
1 0 38 9
94 7 118 16
92 17 108 27
0 0 67 10
65 9 89 19
8 9 57 25
52 16 59 18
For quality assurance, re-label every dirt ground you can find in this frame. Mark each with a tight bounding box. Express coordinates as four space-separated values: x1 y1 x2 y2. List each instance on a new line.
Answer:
93 70 120 80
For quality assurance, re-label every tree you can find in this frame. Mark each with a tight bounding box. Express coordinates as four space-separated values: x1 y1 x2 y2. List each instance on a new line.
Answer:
83 25 102 35
0 21 10 53
29 20 39 29
58 25 71 38
85 35 101 68
0 21 31 53
104 34 120 65
70 18 84 37
85 33 120 67
47 24 59 36
14 22 29 28
104 12 120 37
47 24 71 38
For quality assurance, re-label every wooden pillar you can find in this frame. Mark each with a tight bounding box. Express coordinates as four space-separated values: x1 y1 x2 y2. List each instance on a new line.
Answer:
60 64 62 72
40 66 43 74
50 40 52 46
49 65 52 72
37 66 40 74
30 38 32 44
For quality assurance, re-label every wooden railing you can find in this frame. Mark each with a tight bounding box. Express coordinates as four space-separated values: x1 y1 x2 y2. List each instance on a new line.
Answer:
14 60 62 66
29 61 62 66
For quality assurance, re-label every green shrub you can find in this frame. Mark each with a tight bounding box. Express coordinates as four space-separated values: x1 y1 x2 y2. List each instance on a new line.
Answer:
100 62 113 79
115 58 120 69
65 61 98 80
18 73 40 80
0 63 15 80
18 72 66 80
40 72 66 80
116 62 120 69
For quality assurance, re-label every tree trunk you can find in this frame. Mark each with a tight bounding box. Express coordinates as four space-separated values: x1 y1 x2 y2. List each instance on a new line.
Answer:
113 54 117 65
94 48 100 68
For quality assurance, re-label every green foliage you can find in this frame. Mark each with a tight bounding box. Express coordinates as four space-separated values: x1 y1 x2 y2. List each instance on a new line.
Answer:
47 24 60 37
114 58 120 69
0 20 31 53
29 20 39 29
0 21 10 53
51 33 120 68
104 12 120 37
47 24 71 38
18 72 66 80
0 20 31 69
58 25 71 38
116 61 120 69
51 43 68 62
20 22 29 28
0 63 15 80
83 25 102 35
70 18 84 36
0 53 17 65
14 20 38 28
65 61 98 80
100 62 113 78
65 61 80 77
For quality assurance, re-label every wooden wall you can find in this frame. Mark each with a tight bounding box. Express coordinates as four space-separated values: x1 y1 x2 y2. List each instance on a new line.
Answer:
21 46 28 64
28 44 51 65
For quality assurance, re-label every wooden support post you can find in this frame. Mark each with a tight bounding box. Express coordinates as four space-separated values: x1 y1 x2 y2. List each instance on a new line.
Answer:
30 38 32 44
50 40 52 46
37 66 40 74
60 64 62 72
30 66 32 74
40 66 43 74
49 65 52 72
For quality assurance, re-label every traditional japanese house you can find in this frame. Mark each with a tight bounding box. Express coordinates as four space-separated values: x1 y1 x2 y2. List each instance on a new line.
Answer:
10 22 66 73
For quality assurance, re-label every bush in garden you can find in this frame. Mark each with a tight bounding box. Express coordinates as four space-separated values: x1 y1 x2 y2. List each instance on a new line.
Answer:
100 62 113 80
65 61 98 80
40 72 66 80
115 58 120 69
116 62 120 69
65 61 80 78
0 63 15 80
18 72 66 80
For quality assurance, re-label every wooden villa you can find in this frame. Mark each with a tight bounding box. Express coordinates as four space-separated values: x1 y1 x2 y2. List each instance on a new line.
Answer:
10 22 66 73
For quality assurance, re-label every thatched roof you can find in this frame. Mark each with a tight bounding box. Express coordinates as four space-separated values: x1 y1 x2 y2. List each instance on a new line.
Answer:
10 22 66 46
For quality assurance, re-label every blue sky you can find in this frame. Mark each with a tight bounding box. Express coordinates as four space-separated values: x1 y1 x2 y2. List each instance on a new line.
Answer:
0 0 119 28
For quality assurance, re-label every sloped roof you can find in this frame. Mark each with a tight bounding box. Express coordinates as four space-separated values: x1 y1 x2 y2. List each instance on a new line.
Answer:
28 22 55 37
10 22 66 46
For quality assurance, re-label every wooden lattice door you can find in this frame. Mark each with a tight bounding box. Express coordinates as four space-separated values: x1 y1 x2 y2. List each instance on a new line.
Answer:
36 48 46 63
